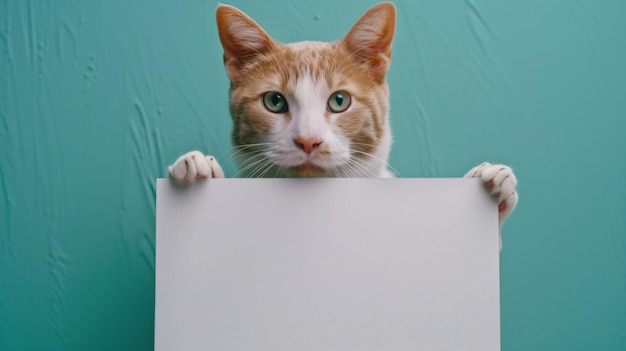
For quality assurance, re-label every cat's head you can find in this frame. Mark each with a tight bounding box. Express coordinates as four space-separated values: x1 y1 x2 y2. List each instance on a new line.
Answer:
216 2 396 177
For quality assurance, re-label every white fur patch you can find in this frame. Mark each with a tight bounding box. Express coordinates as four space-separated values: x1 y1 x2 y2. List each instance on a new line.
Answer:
291 73 329 139
269 73 352 171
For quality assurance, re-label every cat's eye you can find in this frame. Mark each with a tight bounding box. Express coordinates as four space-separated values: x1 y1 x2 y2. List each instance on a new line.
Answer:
327 91 351 113
263 91 288 113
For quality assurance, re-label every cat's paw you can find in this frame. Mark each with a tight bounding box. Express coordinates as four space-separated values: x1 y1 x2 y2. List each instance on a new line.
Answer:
465 162 518 223
168 151 224 183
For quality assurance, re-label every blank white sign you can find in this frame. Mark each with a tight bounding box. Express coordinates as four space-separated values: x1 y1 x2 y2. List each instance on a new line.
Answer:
155 178 500 351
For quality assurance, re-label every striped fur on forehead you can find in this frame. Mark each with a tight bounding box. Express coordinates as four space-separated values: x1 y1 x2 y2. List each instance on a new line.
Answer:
231 41 383 91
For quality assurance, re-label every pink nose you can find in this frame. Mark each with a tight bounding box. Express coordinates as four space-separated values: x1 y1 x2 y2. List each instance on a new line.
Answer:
294 137 323 154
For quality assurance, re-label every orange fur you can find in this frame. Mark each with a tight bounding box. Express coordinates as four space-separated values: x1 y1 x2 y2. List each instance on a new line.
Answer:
217 3 397 178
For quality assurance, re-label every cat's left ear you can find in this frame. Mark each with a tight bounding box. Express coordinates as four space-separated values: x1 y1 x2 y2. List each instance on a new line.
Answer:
216 4 277 81
340 2 396 78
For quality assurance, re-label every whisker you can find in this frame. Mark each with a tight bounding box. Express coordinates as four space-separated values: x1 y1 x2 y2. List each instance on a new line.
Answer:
347 162 366 178
257 161 278 178
247 154 275 178
248 160 271 178
231 142 273 151
273 166 282 178
350 149 401 177
338 162 359 178
341 163 357 178
330 165 343 178
346 141 401 176
229 149 265 163
222 142 272 162
233 154 271 178
347 157 378 178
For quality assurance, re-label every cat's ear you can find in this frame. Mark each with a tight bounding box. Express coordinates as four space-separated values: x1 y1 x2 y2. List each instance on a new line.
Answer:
216 5 277 81
341 2 396 78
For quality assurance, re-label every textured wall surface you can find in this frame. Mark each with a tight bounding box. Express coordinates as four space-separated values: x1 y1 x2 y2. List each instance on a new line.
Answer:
1 0 625 350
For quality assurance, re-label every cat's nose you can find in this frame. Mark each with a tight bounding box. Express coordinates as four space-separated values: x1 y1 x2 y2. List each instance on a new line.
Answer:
294 137 323 154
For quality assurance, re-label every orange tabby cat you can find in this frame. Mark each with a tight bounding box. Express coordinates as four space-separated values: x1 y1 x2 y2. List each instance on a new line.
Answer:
168 2 518 224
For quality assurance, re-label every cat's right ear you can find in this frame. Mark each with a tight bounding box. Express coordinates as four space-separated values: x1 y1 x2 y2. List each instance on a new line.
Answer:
216 5 276 81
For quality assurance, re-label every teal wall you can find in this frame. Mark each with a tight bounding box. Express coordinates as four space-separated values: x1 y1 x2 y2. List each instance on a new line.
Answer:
1 0 625 350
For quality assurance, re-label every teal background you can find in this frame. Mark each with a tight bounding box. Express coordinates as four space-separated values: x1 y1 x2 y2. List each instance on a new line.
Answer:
1 0 625 350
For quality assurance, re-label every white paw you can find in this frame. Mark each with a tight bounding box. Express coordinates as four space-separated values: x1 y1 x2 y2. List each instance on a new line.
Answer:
168 151 224 183
465 162 518 223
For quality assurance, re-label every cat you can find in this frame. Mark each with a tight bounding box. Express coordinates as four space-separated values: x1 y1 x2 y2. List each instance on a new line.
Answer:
168 2 518 225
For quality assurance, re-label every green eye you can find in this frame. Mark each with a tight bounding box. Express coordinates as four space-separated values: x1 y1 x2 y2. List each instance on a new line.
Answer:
263 91 288 113
327 91 351 113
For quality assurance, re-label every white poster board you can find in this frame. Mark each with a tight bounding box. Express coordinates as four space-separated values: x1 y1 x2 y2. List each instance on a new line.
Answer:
155 178 500 351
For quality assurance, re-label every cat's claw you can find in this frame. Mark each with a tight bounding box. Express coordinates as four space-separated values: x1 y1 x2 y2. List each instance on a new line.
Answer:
465 162 518 224
168 151 224 183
